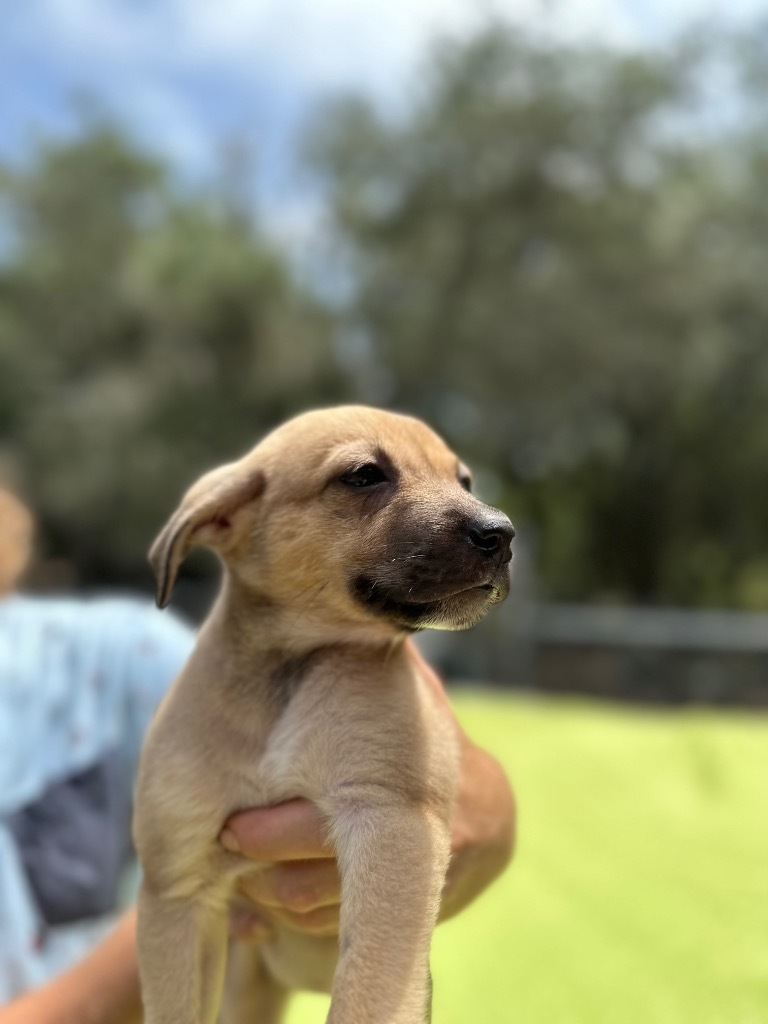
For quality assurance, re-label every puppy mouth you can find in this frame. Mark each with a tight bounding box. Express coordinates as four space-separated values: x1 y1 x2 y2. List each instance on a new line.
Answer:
351 570 509 631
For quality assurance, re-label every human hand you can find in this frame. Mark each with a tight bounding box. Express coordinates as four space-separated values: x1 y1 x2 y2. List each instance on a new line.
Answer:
222 799 341 941
407 640 516 921
221 641 515 940
0 910 141 1024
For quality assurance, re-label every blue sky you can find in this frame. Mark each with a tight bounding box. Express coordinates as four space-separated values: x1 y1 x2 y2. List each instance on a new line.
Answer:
2 0 763 250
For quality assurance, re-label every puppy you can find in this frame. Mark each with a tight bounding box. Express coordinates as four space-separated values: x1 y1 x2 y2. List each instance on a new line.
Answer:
133 405 514 1024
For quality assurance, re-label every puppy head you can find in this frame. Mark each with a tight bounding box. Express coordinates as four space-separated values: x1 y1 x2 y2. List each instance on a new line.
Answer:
150 406 514 634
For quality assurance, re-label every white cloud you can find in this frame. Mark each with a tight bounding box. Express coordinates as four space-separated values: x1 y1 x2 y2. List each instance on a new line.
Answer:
159 0 639 89
20 0 768 98
20 0 766 123
24 0 645 94
8 0 766 257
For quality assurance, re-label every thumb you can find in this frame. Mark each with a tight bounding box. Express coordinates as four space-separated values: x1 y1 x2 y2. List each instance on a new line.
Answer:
221 798 333 861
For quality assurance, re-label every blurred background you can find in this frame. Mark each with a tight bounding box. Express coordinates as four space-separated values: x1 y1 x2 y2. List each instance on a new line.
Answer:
2 1 767 1022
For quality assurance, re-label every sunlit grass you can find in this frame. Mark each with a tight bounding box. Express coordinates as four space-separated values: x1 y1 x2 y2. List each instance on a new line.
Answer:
286 693 768 1024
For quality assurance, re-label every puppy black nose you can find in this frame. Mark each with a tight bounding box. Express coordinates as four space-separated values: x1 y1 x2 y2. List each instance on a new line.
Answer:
467 515 515 560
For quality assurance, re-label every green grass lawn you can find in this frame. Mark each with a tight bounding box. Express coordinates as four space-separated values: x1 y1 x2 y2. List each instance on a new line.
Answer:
286 692 768 1024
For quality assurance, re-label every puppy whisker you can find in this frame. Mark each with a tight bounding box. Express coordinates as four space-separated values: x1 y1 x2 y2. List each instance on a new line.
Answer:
302 580 330 606
292 579 331 626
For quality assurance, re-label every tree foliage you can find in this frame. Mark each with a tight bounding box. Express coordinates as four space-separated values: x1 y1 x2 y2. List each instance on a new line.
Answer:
309 26 768 606
3 25 768 607
0 127 344 582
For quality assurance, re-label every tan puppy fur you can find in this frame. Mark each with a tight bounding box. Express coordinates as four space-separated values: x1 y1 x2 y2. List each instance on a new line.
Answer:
133 406 514 1024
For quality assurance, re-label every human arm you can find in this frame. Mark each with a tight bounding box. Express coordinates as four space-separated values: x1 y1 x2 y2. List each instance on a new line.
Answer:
0 644 514 1021
0 910 141 1024
223 738 514 937
0 719 512 1024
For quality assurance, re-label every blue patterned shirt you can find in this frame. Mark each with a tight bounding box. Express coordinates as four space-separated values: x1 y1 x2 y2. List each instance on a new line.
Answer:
0 594 194 1000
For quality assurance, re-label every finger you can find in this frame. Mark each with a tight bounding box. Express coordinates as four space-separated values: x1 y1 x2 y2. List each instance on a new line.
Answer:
239 858 341 915
221 799 333 861
229 905 273 943
264 902 340 938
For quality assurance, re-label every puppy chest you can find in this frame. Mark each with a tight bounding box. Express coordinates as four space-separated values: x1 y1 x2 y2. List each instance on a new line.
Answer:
256 676 459 817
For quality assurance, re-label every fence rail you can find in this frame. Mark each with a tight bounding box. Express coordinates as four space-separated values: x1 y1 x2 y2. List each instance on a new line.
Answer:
535 603 768 654
420 595 768 707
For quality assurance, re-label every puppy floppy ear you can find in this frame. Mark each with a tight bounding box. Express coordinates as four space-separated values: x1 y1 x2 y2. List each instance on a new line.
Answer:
149 462 266 609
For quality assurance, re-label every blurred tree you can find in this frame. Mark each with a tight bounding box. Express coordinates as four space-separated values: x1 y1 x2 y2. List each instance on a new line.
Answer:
0 125 345 584
308 25 768 607
3 24 768 610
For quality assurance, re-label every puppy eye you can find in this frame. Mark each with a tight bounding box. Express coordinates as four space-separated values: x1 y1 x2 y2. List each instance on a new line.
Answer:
339 463 388 488
458 473 473 492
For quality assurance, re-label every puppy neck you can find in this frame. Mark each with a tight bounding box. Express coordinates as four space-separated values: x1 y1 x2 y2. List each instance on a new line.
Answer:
209 571 408 661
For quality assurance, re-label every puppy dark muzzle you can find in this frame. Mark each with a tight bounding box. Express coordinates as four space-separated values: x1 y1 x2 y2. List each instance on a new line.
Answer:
351 504 515 630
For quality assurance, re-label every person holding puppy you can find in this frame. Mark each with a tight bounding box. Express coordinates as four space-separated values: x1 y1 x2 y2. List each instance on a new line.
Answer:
0 486 514 1024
